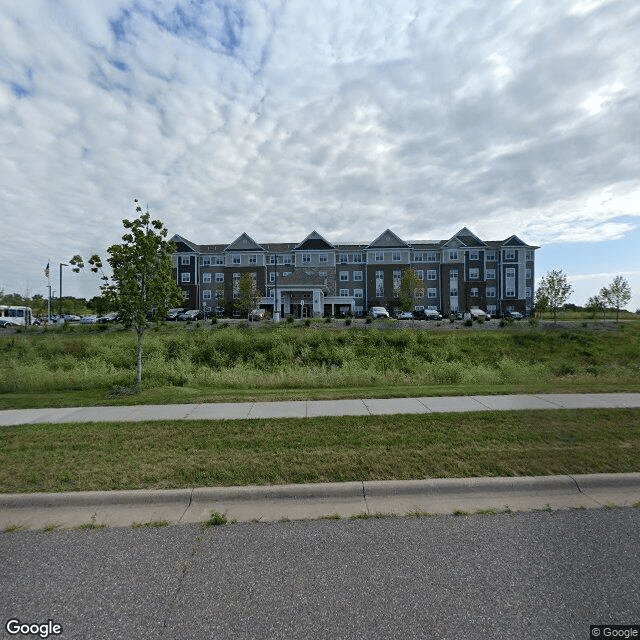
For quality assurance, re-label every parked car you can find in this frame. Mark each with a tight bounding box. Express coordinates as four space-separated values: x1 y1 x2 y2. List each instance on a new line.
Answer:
369 306 390 319
177 309 203 321
396 311 414 320
166 308 185 321
63 314 81 322
503 310 523 320
249 308 267 321
80 315 98 324
97 312 120 323
417 309 442 320
470 308 491 321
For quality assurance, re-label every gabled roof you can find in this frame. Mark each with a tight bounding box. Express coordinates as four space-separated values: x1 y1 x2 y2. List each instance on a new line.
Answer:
501 235 528 247
293 230 335 251
367 229 409 249
443 227 487 248
224 232 265 252
170 234 199 252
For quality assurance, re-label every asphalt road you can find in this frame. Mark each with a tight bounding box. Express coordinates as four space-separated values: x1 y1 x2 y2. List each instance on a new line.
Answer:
2 508 639 640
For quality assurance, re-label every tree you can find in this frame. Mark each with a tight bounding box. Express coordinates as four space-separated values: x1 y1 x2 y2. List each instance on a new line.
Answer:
398 269 422 313
235 272 261 318
101 200 182 388
585 294 606 321
600 276 631 324
536 269 573 322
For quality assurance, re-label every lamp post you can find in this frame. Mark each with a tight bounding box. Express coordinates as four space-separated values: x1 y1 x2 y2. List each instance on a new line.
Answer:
272 255 280 323
47 284 52 323
59 263 68 316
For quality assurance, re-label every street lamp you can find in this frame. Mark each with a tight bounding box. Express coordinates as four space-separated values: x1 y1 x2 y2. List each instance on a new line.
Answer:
59 263 68 316
272 254 280 323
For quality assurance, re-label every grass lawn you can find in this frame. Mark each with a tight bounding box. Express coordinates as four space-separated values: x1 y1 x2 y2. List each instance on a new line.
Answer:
2 408 639 493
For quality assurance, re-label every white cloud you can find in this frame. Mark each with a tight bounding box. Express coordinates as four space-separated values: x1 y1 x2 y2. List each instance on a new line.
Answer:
0 0 638 309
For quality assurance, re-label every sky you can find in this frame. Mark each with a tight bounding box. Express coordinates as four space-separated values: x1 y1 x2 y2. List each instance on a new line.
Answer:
1 0 639 311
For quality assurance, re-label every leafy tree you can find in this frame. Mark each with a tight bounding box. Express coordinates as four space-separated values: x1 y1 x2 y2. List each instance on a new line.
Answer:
101 200 182 388
235 272 261 318
585 295 606 321
600 276 631 323
398 269 423 312
537 269 573 322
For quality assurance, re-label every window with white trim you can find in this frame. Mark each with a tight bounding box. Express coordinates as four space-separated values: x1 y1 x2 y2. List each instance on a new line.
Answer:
215 273 224 283
469 251 479 261
319 253 328 263
269 272 275 283
427 270 437 280
283 255 293 265
427 288 437 298
449 250 459 260
375 251 384 262
232 254 241 265
340 271 349 281
339 253 348 263
249 254 257 264
202 257 212 266
506 268 516 278
203 290 211 300
203 273 212 283
339 289 349 297
487 287 496 298
486 269 495 280
392 251 401 262
353 271 363 281
486 251 496 261
414 252 424 262
470 287 479 297
416 270 424 280
505 249 516 261
375 270 384 296
302 253 311 264
354 289 363 298
183 290 189 299
215 256 224 265
180 256 190 265
181 273 190 283
469 268 479 279
427 252 438 262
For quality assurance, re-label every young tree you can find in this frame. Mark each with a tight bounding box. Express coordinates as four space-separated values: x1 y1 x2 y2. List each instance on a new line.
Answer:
398 268 422 312
101 200 183 388
600 276 631 323
235 272 261 318
585 294 606 321
537 269 573 322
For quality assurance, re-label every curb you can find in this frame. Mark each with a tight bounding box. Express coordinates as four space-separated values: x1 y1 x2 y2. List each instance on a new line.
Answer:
1 474 639 530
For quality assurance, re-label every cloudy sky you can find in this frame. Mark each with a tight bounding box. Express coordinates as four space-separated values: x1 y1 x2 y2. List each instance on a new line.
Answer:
1 0 639 310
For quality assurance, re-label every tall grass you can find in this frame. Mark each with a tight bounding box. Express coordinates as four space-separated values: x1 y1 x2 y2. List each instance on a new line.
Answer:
1 321 639 394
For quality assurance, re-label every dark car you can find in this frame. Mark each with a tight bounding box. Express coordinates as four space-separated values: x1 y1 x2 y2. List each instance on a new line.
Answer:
177 309 203 321
97 312 120 323
503 311 523 320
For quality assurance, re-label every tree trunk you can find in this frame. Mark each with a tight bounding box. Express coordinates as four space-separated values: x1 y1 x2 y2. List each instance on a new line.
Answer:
136 328 144 388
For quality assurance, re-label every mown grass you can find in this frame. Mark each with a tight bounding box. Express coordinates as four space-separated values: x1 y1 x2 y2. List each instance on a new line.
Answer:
1 320 638 408
1 409 639 493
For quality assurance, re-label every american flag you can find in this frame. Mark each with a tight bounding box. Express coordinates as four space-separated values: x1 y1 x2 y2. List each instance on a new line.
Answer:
44 262 50 278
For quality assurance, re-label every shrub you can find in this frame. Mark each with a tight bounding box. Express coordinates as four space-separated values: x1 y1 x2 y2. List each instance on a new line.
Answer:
286 315 294 324
345 318 352 326
464 318 473 327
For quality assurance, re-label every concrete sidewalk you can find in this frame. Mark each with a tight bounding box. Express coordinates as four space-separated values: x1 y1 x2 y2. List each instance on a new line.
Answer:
2 474 639 530
1 392 639 426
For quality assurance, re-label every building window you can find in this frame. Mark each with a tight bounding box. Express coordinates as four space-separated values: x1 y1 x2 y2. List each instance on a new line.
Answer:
469 251 479 260
526 251 533 260
339 289 349 297
375 270 384 296
249 254 257 264
183 290 189 300
203 273 212 283
202 257 212 266
340 271 349 281
269 272 275 283
232 254 241 265
469 268 479 279
486 269 495 280
449 250 459 260
375 251 384 262
414 252 424 262
486 251 496 261
180 256 190 265
487 305 497 314
450 269 458 279
203 290 211 300
354 289 363 298
506 268 516 278
487 287 496 298
319 271 327 277
526 287 532 298
505 249 516 261
427 288 437 298
215 273 224 283
392 251 401 262
526 269 532 279
470 287 479 297
353 271 363 281
302 253 311 264
283 255 293 265
181 273 190 283
393 270 402 290
319 253 328 263
427 252 438 262
427 270 436 281
215 256 224 265
353 253 364 263
450 288 458 297
339 253 348 263
506 287 515 297
416 270 424 280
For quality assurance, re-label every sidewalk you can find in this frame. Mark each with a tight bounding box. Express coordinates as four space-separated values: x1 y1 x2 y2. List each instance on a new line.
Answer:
1 391 639 426
2 393 639 529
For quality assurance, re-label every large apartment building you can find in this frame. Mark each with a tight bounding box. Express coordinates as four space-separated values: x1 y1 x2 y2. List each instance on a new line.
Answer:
171 227 538 318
